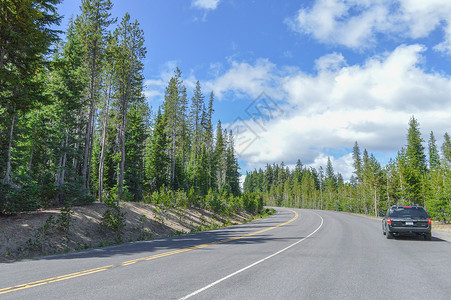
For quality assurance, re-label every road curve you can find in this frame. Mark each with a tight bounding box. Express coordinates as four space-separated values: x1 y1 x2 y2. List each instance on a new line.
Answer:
1 208 450 299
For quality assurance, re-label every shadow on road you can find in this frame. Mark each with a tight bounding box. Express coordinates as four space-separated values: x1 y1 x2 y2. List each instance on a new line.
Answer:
390 235 446 242
14 214 305 263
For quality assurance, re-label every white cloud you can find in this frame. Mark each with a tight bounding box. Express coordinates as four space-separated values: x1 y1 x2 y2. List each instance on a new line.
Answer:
144 46 451 179
192 0 221 10
229 44 451 178
315 52 346 72
204 58 289 100
289 0 451 54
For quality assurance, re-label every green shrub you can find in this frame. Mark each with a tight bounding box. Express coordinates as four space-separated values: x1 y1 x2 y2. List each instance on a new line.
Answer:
100 200 126 242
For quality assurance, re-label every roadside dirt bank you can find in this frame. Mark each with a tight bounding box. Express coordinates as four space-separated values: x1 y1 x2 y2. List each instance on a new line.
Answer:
0 202 255 262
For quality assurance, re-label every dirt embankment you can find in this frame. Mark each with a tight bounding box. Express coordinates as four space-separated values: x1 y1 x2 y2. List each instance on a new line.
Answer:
0 202 253 263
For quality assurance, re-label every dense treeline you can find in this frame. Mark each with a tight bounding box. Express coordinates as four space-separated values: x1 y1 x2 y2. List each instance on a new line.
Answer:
0 0 250 215
244 117 451 221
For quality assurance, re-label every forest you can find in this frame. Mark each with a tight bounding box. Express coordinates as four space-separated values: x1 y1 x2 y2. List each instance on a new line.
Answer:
2 1 449 222
244 117 451 221
0 0 261 216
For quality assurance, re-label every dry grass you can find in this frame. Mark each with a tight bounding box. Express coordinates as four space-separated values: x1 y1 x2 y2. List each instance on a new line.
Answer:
432 222 451 234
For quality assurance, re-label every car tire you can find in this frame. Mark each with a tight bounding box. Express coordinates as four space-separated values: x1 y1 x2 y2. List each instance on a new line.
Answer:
424 233 432 241
386 231 394 239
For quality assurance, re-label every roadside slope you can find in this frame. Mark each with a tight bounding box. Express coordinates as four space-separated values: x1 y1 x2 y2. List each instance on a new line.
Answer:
0 202 254 262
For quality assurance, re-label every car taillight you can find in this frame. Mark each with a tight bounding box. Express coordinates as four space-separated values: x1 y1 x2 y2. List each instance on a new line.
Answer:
387 218 391 224
428 218 432 225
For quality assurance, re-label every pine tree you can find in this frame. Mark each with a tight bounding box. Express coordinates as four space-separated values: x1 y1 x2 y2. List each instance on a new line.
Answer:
163 68 186 189
324 157 336 209
97 32 115 202
75 0 115 192
1 0 62 184
442 132 451 167
190 81 204 160
214 122 227 191
111 13 146 200
405 116 426 204
225 131 241 196
406 116 426 172
48 19 88 203
352 141 362 183
145 108 169 191
428 131 440 170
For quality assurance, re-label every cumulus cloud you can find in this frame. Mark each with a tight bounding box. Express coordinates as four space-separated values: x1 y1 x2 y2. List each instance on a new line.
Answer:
145 46 451 178
289 0 451 54
204 59 283 100
229 44 451 178
192 0 221 10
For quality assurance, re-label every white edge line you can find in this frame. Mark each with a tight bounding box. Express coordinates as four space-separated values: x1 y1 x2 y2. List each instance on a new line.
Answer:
179 211 324 300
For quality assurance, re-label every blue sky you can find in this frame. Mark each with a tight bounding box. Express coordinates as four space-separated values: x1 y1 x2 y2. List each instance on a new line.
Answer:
56 0 451 180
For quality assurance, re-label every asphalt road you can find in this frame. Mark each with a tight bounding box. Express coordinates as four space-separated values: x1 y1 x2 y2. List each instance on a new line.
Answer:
1 208 451 299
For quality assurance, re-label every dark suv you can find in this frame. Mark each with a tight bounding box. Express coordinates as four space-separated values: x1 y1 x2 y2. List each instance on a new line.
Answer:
382 205 432 240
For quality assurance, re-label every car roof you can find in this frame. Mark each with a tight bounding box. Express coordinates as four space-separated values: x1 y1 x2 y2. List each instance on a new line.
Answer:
391 205 423 209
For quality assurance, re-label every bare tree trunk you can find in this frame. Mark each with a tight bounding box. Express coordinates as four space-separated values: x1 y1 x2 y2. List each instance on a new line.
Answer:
82 99 94 191
73 126 80 174
374 188 377 217
98 85 111 203
27 113 38 172
54 129 69 204
87 112 96 192
118 97 127 201
82 42 98 192
60 129 69 187
119 117 126 200
3 113 16 185
170 128 176 187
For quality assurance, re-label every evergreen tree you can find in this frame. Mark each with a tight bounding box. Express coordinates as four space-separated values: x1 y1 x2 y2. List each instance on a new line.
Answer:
1 0 62 184
428 131 440 170
225 131 241 196
163 68 187 189
214 122 226 191
111 13 146 200
405 116 426 204
324 157 336 209
48 19 88 203
442 133 451 167
75 0 115 192
145 108 168 192
352 141 362 183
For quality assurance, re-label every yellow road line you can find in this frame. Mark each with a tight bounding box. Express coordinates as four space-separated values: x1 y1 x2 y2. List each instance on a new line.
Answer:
1 209 298 295
0 265 114 294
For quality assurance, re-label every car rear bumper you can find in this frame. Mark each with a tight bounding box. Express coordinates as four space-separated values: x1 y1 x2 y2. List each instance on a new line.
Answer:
388 226 431 234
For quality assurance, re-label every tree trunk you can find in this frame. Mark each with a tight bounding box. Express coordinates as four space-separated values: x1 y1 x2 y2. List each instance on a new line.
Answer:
55 129 69 204
118 82 129 200
82 41 98 192
82 99 94 191
87 112 96 191
374 188 377 217
98 85 111 203
60 130 69 188
28 113 38 172
3 113 16 184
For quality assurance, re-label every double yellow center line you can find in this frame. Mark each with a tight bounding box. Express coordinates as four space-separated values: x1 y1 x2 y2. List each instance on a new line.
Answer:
1 209 298 295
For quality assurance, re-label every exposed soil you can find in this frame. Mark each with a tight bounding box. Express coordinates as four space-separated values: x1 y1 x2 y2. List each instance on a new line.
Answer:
432 221 451 234
0 202 252 263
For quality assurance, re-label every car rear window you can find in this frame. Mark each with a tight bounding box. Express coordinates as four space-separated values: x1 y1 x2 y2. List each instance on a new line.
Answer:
389 207 428 218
